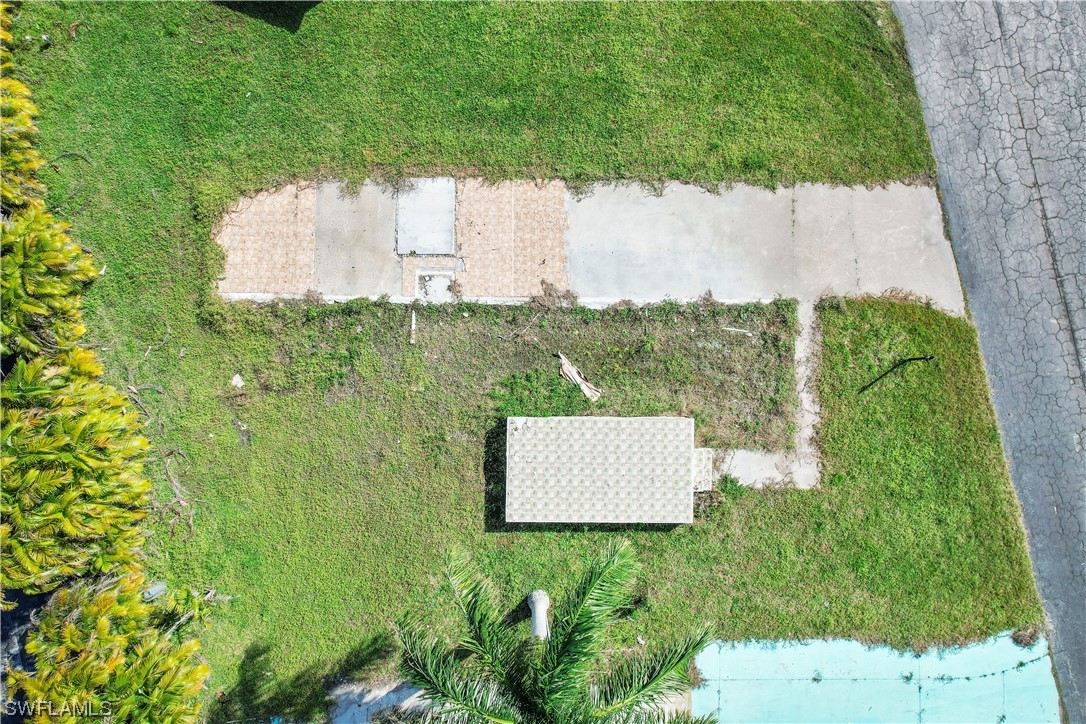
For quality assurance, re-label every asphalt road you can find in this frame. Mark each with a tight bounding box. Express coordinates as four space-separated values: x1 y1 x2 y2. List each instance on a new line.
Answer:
895 2 1085 720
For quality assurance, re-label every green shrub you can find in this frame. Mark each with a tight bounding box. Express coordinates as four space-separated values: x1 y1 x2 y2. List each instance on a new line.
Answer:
1 7 97 359
6 572 210 724
0 6 46 210
1 349 151 598
0 6 210 716
1 201 97 357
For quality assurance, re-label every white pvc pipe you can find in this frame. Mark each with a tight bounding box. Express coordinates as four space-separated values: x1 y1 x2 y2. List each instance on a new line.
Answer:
528 590 550 640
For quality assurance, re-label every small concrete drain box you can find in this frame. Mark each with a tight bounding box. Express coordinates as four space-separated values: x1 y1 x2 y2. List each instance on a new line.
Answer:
395 178 456 256
505 416 696 524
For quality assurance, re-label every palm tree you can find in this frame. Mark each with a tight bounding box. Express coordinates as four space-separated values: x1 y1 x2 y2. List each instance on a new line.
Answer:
396 540 714 723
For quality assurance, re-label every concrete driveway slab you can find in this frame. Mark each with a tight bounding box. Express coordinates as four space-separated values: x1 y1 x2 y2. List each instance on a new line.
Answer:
793 184 856 301
851 184 963 311
395 177 456 255
218 178 964 316
566 182 964 314
313 182 399 298
565 183 793 303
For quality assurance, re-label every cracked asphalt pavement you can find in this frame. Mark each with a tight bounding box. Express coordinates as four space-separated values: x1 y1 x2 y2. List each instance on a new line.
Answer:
895 2 1085 720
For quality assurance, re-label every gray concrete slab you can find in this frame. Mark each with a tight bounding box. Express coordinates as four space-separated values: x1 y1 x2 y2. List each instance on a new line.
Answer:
851 184 962 308
896 2 1085 719
313 182 399 297
565 183 793 303
793 185 857 301
395 177 456 255
565 182 965 314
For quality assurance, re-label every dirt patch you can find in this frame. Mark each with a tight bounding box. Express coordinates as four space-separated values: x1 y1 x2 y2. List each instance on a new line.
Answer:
1011 624 1043 649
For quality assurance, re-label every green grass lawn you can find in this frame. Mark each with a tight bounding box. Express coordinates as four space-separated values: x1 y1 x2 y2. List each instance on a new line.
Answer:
168 296 1039 722
8 1 1039 717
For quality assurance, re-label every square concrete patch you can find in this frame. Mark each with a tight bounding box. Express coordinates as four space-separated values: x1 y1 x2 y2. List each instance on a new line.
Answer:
565 183 792 302
396 178 456 255
419 272 455 303
313 182 400 298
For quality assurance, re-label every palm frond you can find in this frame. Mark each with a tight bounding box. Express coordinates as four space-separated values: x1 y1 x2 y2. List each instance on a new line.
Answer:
396 619 523 724
666 714 717 724
592 626 712 719
446 548 519 684
541 539 640 711
603 711 717 724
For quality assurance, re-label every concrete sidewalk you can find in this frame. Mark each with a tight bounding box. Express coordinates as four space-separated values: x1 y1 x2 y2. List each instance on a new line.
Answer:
566 182 962 313
214 179 964 316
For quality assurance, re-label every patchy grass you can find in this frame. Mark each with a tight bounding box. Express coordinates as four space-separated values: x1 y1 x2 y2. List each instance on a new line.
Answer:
77 292 1046 720
6 1 1040 717
169 297 1039 718
144 298 797 712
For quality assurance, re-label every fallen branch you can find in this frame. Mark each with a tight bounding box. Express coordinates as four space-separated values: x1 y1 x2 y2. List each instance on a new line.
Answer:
558 352 602 402
721 326 754 337
497 312 542 341
144 322 171 358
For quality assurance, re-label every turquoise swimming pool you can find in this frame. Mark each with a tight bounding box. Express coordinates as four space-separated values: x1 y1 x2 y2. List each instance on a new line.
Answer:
692 632 1060 722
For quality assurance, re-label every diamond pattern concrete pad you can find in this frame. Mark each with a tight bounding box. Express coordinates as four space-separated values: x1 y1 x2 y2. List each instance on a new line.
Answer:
455 179 570 298
505 416 695 524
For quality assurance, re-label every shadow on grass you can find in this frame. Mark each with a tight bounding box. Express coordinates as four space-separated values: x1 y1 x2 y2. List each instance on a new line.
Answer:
213 1 320 33
482 419 679 535
207 632 393 723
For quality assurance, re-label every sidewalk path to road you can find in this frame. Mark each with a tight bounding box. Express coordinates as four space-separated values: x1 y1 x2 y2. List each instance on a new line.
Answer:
896 2 1085 720
214 179 965 316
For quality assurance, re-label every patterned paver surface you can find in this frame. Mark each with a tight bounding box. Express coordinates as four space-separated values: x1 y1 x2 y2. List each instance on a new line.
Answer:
215 179 960 314
505 416 694 524
454 179 570 298
215 184 315 295
896 2 1085 719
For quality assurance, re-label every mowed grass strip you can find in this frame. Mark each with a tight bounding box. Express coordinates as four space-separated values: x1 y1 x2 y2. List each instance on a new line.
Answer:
812 298 1041 642
19 1 932 193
